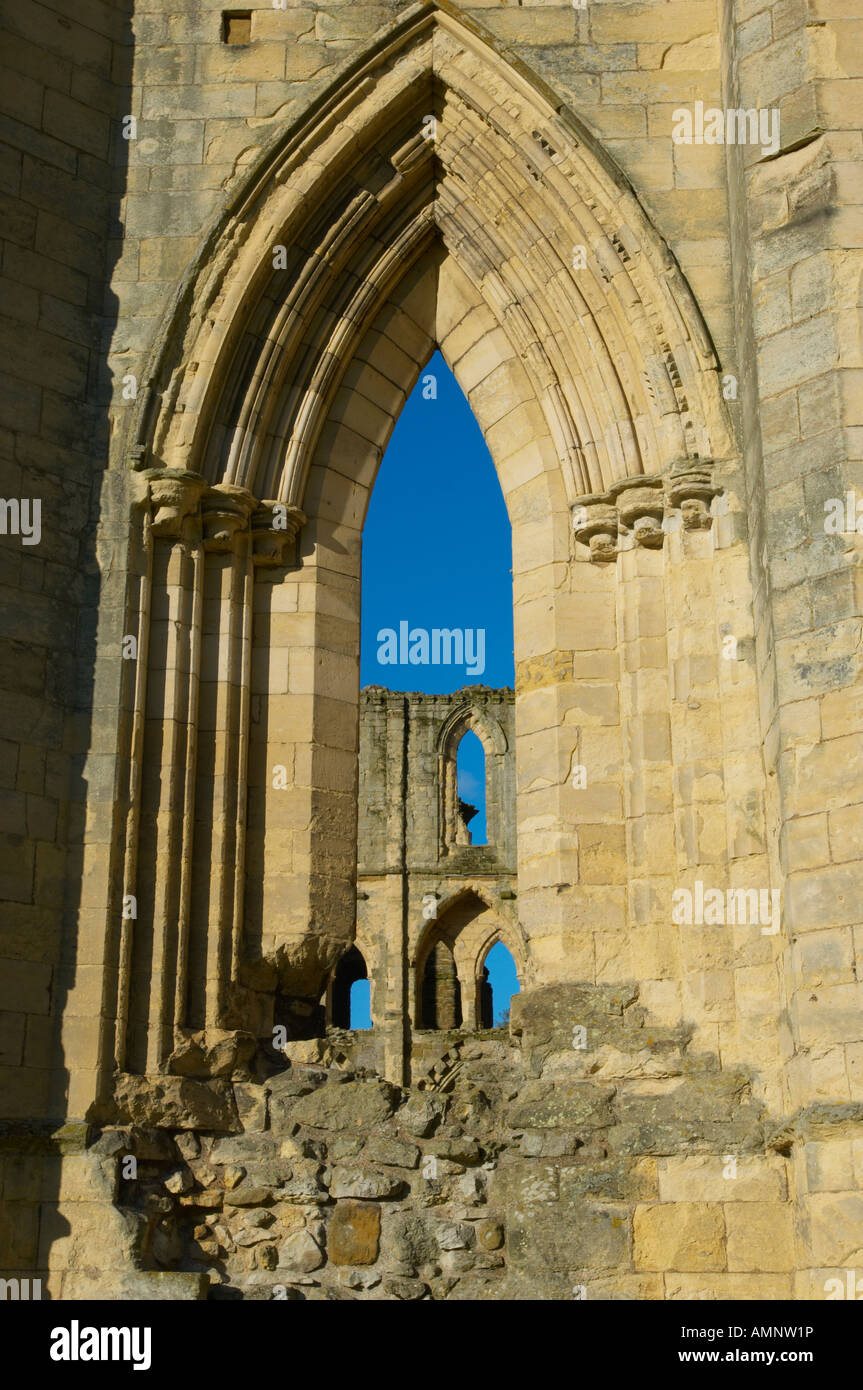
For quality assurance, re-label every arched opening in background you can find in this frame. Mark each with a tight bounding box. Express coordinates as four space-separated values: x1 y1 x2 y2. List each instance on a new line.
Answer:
330 946 372 1030
420 939 462 1030
479 941 520 1028
349 979 372 1031
456 729 486 845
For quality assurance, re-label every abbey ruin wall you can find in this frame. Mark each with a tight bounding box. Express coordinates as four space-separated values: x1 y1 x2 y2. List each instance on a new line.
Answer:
0 0 861 1302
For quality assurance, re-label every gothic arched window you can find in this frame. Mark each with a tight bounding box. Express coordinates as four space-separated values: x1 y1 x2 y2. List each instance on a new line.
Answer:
330 946 372 1030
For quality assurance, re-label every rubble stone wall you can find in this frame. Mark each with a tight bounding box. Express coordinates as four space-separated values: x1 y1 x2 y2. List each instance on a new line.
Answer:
51 984 795 1301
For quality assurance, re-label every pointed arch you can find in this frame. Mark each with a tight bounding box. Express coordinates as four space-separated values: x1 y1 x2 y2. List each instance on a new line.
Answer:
126 1 731 506
478 939 520 1028
413 884 526 972
94 0 739 1068
329 944 371 1030
437 702 509 759
437 699 511 856
414 884 526 1031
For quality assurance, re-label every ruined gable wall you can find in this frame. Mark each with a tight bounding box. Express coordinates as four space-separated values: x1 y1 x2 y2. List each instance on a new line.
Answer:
3 0 862 1301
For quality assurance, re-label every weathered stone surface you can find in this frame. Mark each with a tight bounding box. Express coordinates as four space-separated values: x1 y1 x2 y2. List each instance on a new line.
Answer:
510 983 640 1061
88 1129 128 1158
234 1224 274 1248
330 1136 364 1161
424 1137 483 1165
164 1168 193 1195
278 1230 324 1273
507 1081 615 1131
235 1083 268 1132
291 1080 399 1132
330 1167 408 1201
278 1174 328 1204
398 1097 445 1138
328 1202 381 1265
435 1220 475 1251
210 1135 279 1165
175 1132 200 1162
128 1127 177 1161
385 1276 427 1300
113 1077 240 1132
478 1220 504 1251
224 1187 274 1208
364 1136 420 1169
634 1203 726 1272
341 1268 380 1290
388 1209 437 1267
507 1192 630 1274
7 0 863 1306
169 1033 255 1078
62 1272 207 1301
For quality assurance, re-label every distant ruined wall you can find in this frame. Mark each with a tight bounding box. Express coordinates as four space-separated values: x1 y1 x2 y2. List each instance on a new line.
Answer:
355 686 518 1082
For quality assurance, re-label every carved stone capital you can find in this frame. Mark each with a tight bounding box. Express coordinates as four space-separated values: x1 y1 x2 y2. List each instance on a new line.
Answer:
201 484 257 551
667 461 721 531
571 494 618 562
145 469 208 537
610 475 665 549
252 501 306 567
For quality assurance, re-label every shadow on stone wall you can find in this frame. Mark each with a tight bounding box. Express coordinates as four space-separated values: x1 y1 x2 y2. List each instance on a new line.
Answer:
0 0 135 1294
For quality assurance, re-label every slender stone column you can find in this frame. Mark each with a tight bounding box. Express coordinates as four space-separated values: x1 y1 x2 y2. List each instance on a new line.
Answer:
458 958 478 1031
612 478 677 1011
128 470 206 1073
663 463 736 1049
115 502 154 1075
186 484 257 1036
707 468 785 1112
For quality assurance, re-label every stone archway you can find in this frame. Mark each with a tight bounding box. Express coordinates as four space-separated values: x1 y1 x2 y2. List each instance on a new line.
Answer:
415 885 528 1033
68 1 743 1120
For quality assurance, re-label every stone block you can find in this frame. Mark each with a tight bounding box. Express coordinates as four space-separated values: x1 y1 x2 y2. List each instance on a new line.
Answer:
509 1191 630 1273
330 1167 408 1200
725 1201 795 1271
634 1202 726 1272
290 1080 399 1131
328 1200 381 1265
803 1192 863 1266
278 1229 324 1272
112 1076 240 1132
658 1156 786 1203
363 1136 419 1169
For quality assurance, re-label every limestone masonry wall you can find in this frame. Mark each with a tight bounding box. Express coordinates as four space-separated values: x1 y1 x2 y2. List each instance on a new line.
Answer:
0 0 861 1301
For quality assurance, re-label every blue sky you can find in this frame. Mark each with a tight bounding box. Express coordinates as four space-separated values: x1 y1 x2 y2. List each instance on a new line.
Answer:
357 350 518 1024
360 349 514 693
361 349 514 845
485 941 520 1025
